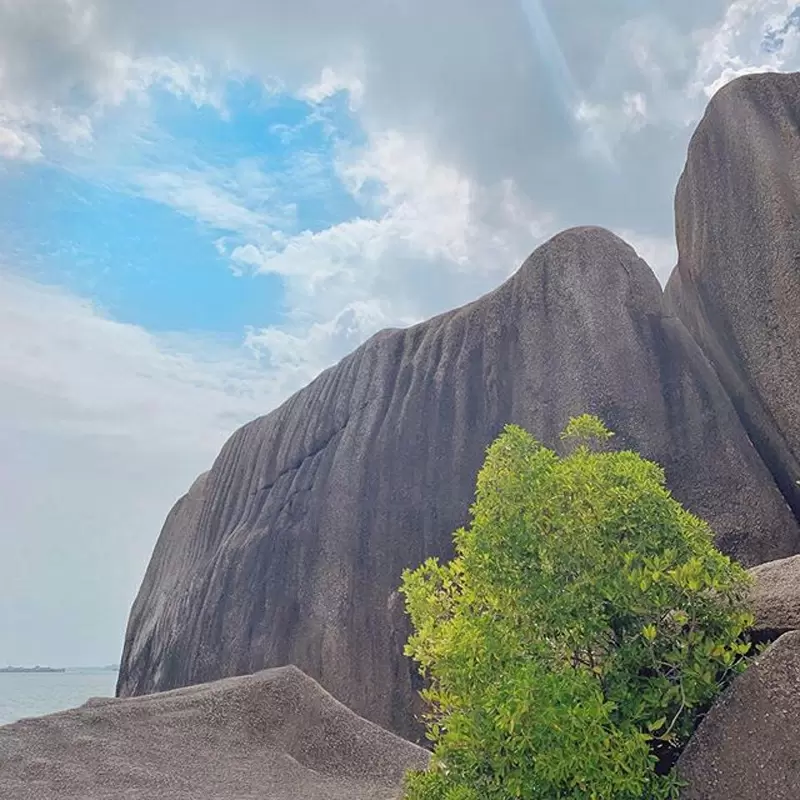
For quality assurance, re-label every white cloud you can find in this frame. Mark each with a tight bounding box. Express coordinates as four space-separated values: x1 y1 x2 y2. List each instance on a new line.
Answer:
0 0 222 161
163 126 554 379
6 0 797 231
690 0 800 98
241 129 554 375
0 267 308 664
0 99 93 157
230 242 267 271
615 230 678 284
570 1 800 157
134 167 290 240
245 298 400 388
300 66 365 110
573 99 636 160
0 271 285 447
0 123 42 161
119 56 223 110
622 92 648 127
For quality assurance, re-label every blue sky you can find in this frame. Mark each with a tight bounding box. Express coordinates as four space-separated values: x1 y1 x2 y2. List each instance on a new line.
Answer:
0 78 365 336
1 0 799 667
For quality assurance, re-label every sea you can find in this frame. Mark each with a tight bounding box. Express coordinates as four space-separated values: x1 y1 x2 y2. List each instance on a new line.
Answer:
0 669 118 726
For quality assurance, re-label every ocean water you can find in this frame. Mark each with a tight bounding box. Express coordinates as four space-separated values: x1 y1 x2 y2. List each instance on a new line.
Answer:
0 669 118 726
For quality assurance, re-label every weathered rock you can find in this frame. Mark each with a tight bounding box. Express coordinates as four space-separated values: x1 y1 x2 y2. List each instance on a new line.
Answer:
677 631 800 799
0 665 429 800
665 71 800 524
117 225 798 740
749 554 800 642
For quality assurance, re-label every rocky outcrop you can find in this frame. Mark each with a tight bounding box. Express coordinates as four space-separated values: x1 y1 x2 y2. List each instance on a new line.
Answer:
117 225 799 740
677 631 800 799
665 71 800 522
0 666 429 800
749 555 800 642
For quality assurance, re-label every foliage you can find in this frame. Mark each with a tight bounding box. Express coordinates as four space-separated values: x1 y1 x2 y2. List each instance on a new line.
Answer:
400 416 753 800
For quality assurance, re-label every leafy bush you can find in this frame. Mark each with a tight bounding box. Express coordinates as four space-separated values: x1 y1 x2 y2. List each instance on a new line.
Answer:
400 415 753 800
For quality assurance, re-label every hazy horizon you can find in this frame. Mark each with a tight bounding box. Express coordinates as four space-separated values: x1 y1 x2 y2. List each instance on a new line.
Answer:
0 662 119 669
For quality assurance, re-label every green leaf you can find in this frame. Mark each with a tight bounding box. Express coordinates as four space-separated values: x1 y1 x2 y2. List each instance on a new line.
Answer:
647 716 667 733
642 624 657 642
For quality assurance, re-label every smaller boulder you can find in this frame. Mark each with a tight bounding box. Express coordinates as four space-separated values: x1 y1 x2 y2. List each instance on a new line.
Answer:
0 665 430 800
748 555 800 643
677 630 800 799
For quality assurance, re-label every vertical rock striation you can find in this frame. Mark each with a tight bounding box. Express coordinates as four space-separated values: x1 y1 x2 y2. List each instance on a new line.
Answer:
118 225 798 739
666 72 800 524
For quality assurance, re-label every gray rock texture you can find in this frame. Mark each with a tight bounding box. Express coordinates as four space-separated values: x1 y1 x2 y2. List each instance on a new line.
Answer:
749 554 800 642
117 225 798 740
665 71 800 522
677 631 800 800
0 665 429 800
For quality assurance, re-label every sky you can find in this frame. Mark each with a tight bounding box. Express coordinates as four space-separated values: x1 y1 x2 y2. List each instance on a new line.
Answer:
1 0 800 668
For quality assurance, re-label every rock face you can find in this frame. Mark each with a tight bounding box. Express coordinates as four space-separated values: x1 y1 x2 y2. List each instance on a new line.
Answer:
677 631 800 800
0 666 429 800
665 72 800 522
117 224 799 740
749 555 800 642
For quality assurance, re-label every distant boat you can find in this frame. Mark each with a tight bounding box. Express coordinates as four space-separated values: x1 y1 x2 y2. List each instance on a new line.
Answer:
0 665 66 674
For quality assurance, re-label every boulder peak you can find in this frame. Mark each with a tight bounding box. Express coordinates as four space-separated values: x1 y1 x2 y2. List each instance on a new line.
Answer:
513 225 663 312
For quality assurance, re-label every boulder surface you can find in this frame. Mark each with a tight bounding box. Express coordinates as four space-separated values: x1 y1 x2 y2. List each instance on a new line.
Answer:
666 71 800 522
748 554 800 642
0 665 429 800
117 225 798 740
677 631 800 800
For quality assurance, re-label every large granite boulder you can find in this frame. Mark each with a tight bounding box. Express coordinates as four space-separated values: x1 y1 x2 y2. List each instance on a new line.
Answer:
749 554 800 642
0 665 429 800
665 71 800 523
117 225 798 740
677 631 800 799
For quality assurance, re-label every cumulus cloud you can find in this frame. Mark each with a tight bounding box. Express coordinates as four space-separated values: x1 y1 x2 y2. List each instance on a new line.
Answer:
691 0 800 98
127 122 553 380
0 0 222 161
5 1 800 230
239 129 553 377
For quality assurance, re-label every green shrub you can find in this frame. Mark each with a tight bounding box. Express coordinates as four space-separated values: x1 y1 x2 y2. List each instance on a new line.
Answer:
400 415 753 800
